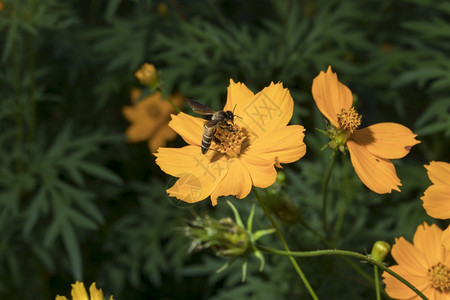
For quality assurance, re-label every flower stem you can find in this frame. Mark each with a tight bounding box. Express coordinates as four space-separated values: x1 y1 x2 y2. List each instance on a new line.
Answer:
322 151 337 235
252 187 318 300
374 265 381 300
257 245 428 300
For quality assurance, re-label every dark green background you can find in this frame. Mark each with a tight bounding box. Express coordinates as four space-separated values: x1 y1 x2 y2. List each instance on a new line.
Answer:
1 0 449 298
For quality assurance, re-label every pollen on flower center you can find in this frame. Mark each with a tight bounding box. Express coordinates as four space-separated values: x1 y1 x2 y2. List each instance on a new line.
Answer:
212 123 249 158
428 262 450 293
337 107 361 134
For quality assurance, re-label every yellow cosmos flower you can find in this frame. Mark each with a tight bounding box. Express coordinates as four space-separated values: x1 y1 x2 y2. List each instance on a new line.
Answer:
122 88 184 152
55 281 113 300
312 66 420 194
382 223 450 300
421 161 450 219
155 79 306 205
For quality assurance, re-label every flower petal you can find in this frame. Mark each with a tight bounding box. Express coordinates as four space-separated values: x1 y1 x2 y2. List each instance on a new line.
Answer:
89 283 105 300
413 223 443 267
240 152 278 188
311 66 352 127
168 112 204 147
391 237 428 277
124 118 156 142
347 139 401 193
71 281 89 300
235 82 294 139
155 145 228 204
442 225 450 251
425 161 450 186
421 185 450 219
223 79 255 115
210 158 252 205
148 125 177 153
350 123 420 159
248 125 306 164
383 265 429 300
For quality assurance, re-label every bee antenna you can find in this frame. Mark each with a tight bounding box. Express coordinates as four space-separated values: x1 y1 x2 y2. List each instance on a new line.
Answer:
232 104 242 119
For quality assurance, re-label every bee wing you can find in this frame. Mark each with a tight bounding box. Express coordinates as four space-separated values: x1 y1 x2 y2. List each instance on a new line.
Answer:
205 119 221 127
187 99 216 115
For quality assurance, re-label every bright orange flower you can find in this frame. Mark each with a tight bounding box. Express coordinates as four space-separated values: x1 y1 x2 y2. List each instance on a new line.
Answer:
55 281 113 300
122 89 183 152
382 223 450 300
421 161 450 219
312 66 420 194
155 79 306 205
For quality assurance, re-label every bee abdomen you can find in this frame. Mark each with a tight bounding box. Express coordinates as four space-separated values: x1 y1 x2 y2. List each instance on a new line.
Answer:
201 125 215 154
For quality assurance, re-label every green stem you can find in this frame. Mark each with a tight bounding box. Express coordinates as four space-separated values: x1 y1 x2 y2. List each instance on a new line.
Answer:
252 188 318 300
322 151 337 235
298 220 374 285
374 265 381 300
257 245 428 300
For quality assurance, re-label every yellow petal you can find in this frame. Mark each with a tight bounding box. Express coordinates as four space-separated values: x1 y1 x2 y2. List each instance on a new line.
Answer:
71 281 89 300
124 120 156 142
347 139 401 193
350 123 420 159
89 283 104 300
413 223 443 267
148 125 177 153
234 82 294 139
391 237 428 277
441 225 450 251
210 159 252 204
55 296 68 300
383 265 429 300
311 66 352 127
425 161 450 186
168 112 204 147
240 152 277 188
155 145 227 205
248 125 306 164
421 185 450 219
223 79 255 115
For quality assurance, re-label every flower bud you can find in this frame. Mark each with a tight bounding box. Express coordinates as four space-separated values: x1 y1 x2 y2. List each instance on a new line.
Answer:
370 241 391 262
185 216 249 257
135 63 160 89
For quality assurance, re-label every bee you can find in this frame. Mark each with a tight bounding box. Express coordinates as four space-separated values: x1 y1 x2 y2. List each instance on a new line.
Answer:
187 99 236 154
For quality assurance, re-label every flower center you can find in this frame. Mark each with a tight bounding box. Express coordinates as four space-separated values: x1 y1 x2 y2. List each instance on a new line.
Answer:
147 103 162 118
212 123 249 158
428 262 450 293
337 107 361 134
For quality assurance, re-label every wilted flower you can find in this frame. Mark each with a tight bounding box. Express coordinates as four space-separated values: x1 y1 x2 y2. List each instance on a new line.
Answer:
312 66 420 193
421 161 450 219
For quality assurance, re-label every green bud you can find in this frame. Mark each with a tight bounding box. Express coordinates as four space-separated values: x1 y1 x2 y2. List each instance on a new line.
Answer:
370 241 391 262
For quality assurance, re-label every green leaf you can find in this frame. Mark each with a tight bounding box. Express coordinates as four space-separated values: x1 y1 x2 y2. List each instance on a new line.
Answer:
61 221 83 280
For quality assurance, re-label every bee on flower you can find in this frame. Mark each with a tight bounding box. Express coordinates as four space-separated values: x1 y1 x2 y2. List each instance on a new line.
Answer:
155 79 306 205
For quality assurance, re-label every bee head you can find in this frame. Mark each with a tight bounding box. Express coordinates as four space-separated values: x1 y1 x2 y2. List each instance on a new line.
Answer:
225 110 234 122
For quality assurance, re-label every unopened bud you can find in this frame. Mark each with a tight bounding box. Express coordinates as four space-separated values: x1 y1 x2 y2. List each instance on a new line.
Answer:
371 241 391 262
135 63 159 88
